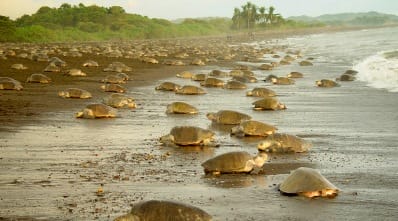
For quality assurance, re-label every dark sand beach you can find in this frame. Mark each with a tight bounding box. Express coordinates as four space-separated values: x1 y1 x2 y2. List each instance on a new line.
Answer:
1 27 397 220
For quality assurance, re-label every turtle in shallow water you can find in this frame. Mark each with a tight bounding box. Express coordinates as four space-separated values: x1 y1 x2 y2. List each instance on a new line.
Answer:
287 72 304 78
201 151 268 175
101 84 126 93
210 70 229 77
191 58 205 66
257 133 312 153
207 110 251 125
0 77 23 90
26 73 51 83
44 63 61 72
336 74 355 81
316 79 339 87
272 77 295 85
159 126 217 147
116 73 130 81
101 75 126 84
252 97 286 110
11 63 28 70
114 200 212 221
58 88 91 99
176 71 194 79
299 60 313 66
103 93 136 108
264 74 278 82
82 60 99 67
231 75 257 83
279 167 339 198
246 87 276 97
166 102 198 114
191 73 207 81
175 85 206 95
155 82 181 91
103 62 132 72
75 103 117 119
200 77 225 87
231 120 277 137
65 69 86 77
223 80 247 89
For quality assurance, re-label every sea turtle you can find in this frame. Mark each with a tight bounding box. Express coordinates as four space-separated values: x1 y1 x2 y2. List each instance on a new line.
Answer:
252 97 286 110
279 167 339 198
176 71 194 79
287 72 304 78
343 69 358 75
44 63 61 72
58 88 92 99
191 58 205 66
201 151 268 175
101 75 126 84
102 93 136 108
206 110 251 125
175 85 206 95
191 73 207 81
272 77 295 85
101 84 126 93
11 64 28 70
316 79 339 87
75 103 117 119
336 74 355 81
159 126 217 147
264 74 278 82
65 69 86 77
82 60 99 67
299 60 313 66
163 60 185 66
155 82 181 91
26 73 51 83
0 77 23 90
103 62 132 72
166 102 198 114
223 80 247 89
257 133 312 153
246 87 276 97
231 75 257 83
210 70 229 77
259 63 274 71
200 77 225 87
114 200 212 221
49 57 67 67
142 57 159 64
116 73 130 81
231 120 277 137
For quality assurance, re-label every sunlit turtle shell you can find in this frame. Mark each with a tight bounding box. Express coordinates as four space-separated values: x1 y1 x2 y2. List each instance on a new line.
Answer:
102 93 136 108
257 133 312 153
101 84 126 93
26 73 51 83
58 88 91 99
75 103 117 119
191 58 205 66
316 79 339 87
159 126 217 147
191 73 207 81
166 102 198 114
336 74 355 81
155 82 181 91
223 80 247 89
175 85 206 95
231 120 277 137
252 97 286 110
114 200 212 221
200 77 224 87
0 77 23 90
176 71 194 79
11 63 28 70
207 110 251 125
66 69 86 76
44 63 61 72
103 62 132 72
246 87 276 97
299 60 313 66
272 77 295 85
210 70 229 77
287 72 304 78
279 167 339 198
259 63 274 70
201 151 268 175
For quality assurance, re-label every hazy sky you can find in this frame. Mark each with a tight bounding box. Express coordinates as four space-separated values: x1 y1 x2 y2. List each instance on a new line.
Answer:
1 0 397 20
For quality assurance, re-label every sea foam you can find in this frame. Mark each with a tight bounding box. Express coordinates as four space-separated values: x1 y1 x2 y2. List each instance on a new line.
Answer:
354 50 398 92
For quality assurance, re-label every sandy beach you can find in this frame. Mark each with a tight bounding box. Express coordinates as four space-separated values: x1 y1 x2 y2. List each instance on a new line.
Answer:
1 26 397 221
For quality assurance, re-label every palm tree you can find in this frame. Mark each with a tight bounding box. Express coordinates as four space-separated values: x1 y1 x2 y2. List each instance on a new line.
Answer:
266 6 275 25
232 7 241 30
259 6 266 25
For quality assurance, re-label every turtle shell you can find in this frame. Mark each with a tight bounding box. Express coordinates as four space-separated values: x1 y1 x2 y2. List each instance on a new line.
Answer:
102 75 125 84
77 103 117 118
224 80 247 89
66 69 86 76
246 87 276 97
201 151 253 173
102 84 126 93
258 133 312 153
191 73 207 81
287 72 304 78
200 77 224 87
170 126 214 146
26 73 51 83
103 93 135 108
114 200 212 221
166 102 198 114
252 97 285 110
279 167 338 195
273 77 295 85
176 85 206 95
63 88 91 98
0 78 23 90
207 110 251 125
210 70 229 77
176 71 194 79
232 120 277 136
155 82 181 91
316 79 339 87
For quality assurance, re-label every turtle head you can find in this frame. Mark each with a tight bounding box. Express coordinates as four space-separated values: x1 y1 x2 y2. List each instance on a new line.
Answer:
316 80 322 86
75 111 84 118
159 134 174 145
257 139 281 152
253 152 268 167
271 77 278 84
246 91 253 96
278 103 287 110
127 102 137 109
100 85 106 90
206 112 217 121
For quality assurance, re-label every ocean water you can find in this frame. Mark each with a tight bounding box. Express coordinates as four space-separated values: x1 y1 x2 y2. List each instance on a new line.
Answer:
281 26 398 92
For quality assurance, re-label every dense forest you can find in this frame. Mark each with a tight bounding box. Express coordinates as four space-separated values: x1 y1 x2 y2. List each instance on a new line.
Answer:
0 2 397 43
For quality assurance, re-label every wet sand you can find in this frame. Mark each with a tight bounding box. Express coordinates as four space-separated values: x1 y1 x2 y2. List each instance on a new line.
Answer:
1 28 398 221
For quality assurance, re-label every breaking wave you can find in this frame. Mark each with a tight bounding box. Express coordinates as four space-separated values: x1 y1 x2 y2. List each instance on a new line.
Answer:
354 50 398 92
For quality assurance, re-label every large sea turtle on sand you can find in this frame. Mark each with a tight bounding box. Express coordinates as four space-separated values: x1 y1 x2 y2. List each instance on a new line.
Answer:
252 97 286 110
101 84 126 93
231 120 277 137
257 133 312 153
279 167 339 198
166 102 198 114
0 77 23 90
82 60 99 67
272 77 295 85
26 73 51 83
176 71 194 79
201 151 268 175
316 79 339 87
44 63 61 72
114 200 212 221
191 73 207 81
207 110 251 125
191 58 205 66
175 85 206 95
299 60 313 66
58 88 92 99
102 93 136 108
11 63 28 70
155 82 181 91
210 70 229 77
65 69 86 77
336 74 355 81
200 77 225 87
246 87 276 97
75 103 117 119
159 126 217 147
103 62 132 72
287 72 304 78
101 75 126 84
223 80 247 89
